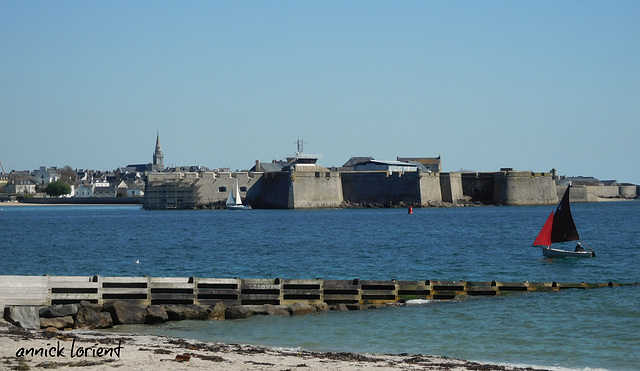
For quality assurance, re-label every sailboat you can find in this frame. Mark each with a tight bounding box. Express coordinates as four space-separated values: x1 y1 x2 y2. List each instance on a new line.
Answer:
533 184 595 258
226 180 252 210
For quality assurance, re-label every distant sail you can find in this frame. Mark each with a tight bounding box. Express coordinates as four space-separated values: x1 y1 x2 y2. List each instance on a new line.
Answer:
226 180 247 209
226 188 236 206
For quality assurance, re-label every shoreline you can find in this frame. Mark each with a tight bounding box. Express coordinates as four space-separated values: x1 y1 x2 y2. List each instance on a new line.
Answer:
0 322 548 371
1 196 636 209
0 201 140 207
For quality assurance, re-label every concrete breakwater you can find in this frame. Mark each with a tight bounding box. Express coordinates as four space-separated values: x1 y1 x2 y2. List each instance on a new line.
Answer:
3 275 638 310
2 275 638 331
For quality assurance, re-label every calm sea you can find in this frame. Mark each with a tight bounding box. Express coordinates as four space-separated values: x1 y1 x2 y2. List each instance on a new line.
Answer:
1 202 639 370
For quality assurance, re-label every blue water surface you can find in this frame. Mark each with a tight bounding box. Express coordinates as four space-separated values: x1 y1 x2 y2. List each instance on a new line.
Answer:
1 202 639 370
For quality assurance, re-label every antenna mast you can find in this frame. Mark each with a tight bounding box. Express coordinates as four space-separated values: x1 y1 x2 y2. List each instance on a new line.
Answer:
295 138 307 154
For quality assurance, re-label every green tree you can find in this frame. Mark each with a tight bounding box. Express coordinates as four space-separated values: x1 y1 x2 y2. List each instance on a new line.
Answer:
60 166 77 183
45 181 71 197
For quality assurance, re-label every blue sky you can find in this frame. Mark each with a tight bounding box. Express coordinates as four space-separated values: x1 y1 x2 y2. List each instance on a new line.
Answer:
1 1 639 183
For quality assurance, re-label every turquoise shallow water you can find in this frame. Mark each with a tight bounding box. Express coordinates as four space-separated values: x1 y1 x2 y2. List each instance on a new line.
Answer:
110 286 639 370
1 202 639 369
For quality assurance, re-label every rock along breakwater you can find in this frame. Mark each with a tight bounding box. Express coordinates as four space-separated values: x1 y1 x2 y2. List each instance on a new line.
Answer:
1 275 638 331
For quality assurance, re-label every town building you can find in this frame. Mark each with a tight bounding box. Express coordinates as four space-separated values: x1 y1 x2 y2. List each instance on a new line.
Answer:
125 131 165 172
397 156 441 172
0 173 9 188
5 180 36 194
33 166 60 184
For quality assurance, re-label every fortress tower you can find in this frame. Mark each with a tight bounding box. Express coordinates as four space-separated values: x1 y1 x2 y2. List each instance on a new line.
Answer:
153 131 164 169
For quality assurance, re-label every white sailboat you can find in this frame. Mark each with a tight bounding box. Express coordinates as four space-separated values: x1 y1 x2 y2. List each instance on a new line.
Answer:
226 180 252 210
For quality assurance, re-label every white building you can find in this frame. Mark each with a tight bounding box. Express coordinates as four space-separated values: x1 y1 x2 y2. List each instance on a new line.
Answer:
116 180 145 197
33 166 60 184
5 180 36 194
75 184 94 198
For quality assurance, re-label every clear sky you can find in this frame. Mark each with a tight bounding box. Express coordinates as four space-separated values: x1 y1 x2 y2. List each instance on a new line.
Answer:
1 1 639 183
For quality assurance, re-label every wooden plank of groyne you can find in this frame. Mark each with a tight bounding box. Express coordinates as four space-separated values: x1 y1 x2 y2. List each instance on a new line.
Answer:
0 275 49 308
149 277 195 305
101 276 149 304
586 282 611 289
281 279 322 305
50 276 99 305
556 282 588 290
607 282 640 287
359 280 398 304
323 279 360 304
527 282 557 292
196 278 240 306
428 280 465 300
494 281 530 293
240 278 281 305
465 281 497 296
397 280 431 301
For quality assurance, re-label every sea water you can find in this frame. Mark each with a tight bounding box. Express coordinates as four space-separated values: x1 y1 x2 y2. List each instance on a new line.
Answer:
1 202 639 370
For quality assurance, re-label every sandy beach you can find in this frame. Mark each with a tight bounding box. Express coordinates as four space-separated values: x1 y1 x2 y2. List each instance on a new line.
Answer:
0 321 548 371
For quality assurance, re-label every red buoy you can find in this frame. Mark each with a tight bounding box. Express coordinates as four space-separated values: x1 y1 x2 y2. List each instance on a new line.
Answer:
408 206 413 214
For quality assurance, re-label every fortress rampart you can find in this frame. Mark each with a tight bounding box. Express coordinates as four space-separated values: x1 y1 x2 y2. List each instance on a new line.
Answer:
341 171 425 205
555 184 637 203
250 171 343 209
492 171 558 206
290 171 343 208
142 169 636 210
420 171 444 204
461 172 494 202
439 172 461 203
619 185 638 198
253 172 290 208
143 171 260 209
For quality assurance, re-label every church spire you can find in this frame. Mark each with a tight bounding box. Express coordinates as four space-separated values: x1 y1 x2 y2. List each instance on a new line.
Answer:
153 131 164 169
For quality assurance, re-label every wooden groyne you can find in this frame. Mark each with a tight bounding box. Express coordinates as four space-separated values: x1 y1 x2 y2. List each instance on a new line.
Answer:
1 275 637 310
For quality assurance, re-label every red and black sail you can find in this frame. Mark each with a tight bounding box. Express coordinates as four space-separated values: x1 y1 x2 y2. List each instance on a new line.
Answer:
533 185 580 247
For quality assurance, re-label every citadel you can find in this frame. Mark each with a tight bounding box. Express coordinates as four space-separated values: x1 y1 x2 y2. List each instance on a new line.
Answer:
1 133 638 209
141 135 638 210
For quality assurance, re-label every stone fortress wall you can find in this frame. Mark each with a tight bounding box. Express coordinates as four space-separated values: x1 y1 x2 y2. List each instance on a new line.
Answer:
138 135 637 210
492 171 558 206
143 169 637 210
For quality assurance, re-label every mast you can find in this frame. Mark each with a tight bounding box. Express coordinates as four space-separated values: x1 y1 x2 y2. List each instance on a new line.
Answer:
294 138 307 155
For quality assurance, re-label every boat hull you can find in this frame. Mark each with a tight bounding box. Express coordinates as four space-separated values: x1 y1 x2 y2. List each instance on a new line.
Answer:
540 247 595 258
226 205 252 210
